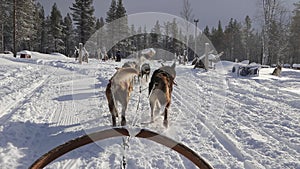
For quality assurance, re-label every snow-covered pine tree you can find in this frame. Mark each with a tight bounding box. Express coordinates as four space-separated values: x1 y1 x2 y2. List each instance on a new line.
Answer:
70 0 95 45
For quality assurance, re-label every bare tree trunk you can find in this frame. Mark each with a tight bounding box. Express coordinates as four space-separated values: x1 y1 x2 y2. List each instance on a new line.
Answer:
260 0 288 65
180 0 194 65
13 0 16 57
1 23 3 52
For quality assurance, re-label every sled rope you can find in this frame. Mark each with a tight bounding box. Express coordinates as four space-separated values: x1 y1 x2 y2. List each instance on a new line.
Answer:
121 82 145 168
121 136 129 169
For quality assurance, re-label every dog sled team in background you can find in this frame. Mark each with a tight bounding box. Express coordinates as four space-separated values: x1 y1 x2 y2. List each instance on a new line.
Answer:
105 49 177 128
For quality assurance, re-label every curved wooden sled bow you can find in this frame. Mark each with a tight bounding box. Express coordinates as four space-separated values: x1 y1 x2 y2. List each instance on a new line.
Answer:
29 128 213 169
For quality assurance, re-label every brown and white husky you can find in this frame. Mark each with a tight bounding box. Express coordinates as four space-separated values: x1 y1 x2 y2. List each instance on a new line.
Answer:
148 62 176 128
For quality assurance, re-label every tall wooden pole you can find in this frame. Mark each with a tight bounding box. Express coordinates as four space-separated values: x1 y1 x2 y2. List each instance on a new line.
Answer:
193 19 199 60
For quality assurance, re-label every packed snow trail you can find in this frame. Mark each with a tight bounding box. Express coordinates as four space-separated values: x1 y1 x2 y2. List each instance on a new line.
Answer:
0 53 299 169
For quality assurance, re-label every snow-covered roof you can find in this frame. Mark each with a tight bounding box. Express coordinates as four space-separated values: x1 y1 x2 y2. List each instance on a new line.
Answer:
18 50 32 55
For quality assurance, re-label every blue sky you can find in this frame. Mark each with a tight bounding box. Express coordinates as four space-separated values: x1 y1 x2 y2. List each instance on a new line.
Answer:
38 0 298 29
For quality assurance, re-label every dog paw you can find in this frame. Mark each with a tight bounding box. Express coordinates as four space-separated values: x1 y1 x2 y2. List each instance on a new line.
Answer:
121 116 126 126
163 120 168 128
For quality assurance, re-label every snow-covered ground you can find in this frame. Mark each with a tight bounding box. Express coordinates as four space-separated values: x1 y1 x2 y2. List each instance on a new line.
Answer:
0 52 299 169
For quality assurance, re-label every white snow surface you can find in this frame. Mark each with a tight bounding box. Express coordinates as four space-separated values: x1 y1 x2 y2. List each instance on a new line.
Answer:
0 52 300 169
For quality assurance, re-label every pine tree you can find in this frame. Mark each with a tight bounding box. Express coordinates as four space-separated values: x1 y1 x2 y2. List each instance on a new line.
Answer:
211 20 224 54
105 0 128 55
142 26 148 49
0 0 12 52
129 24 136 51
106 0 117 23
242 16 254 61
203 26 211 39
70 0 95 45
163 21 171 52
151 21 162 46
63 13 75 56
115 0 128 51
289 2 300 64
49 3 64 52
44 16 52 53
95 17 104 30
105 0 117 55
170 18 179 54
94 17 105 54
33 2 47 53
136 26 142 51
15 0 37 51
224 18 244 61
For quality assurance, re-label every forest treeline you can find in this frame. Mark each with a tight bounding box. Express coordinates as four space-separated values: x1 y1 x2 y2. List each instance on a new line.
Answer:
0 0 299 65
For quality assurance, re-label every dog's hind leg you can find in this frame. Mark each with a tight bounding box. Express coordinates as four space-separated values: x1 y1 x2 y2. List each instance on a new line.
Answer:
163 102 170 128
108 96 118 126
120 92 128 126
149 101 155 123
149 94 159 123
106 82 118 127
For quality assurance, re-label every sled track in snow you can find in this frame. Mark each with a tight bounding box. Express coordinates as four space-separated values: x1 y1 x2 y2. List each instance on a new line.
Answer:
172 76 246 162
187 71 300 166
29 128 213 169
224 78 300 158
0 70 57 124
